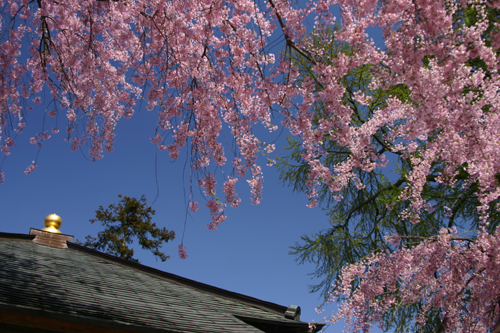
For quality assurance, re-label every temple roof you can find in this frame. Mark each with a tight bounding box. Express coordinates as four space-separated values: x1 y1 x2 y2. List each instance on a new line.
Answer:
0 232 323 333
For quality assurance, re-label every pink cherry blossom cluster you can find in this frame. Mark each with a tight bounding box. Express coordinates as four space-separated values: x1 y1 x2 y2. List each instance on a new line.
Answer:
189 201 200 213
206 199 226 230
29 131 51 149
222 177 241 208
178 245 188 260
24 161 37 175
198 174 227 229
4 0 495 220
331 227 500 332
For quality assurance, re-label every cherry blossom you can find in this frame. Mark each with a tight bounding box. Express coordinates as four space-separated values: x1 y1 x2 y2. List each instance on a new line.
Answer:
332 227 500 332
178 245 188 260
0 0 498 329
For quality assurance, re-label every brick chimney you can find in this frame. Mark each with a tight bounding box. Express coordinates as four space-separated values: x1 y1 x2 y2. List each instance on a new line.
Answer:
29 214 74 249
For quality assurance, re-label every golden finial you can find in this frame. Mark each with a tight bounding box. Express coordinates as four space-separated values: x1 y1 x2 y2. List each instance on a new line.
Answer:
42 214 62 234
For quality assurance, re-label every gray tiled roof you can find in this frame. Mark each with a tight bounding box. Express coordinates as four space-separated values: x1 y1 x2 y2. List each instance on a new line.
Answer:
0 233 319 333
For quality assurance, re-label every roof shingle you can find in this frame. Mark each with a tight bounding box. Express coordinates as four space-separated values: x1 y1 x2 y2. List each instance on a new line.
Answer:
0 233 322 333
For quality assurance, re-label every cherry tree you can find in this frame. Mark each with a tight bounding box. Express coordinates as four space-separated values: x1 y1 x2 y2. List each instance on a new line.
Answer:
0 0 499 331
